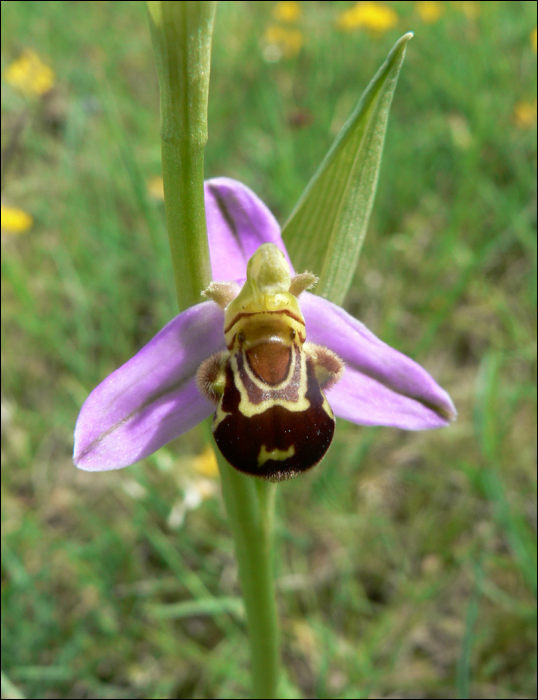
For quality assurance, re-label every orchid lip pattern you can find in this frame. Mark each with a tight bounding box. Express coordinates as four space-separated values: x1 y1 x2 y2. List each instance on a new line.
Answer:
74 177 456 473
197 243 344 481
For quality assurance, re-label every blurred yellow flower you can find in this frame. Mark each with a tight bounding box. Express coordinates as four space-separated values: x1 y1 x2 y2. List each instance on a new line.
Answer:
337 2 398 33
3 50 54 96
450 1 480 19
416 1 444 24
193 445 219 478
263 24 303 59
147 175 165 201
513 99 537 129
532 27 537 54
1 205 33 234
272 1 301 23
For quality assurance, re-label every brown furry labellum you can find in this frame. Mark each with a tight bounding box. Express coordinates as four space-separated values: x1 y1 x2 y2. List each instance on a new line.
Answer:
196 244 344 482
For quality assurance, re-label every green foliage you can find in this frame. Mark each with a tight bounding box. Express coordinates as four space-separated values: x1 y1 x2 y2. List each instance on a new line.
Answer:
1 1 536 698
283 32 412 305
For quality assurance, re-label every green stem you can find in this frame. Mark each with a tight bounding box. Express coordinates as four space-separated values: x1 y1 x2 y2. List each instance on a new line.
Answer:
147 6 281 695
161 137 209 309
214 441 280 698
147 1 216 311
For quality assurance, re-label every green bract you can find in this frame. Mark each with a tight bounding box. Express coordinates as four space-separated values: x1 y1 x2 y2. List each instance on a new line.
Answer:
283 32 413 306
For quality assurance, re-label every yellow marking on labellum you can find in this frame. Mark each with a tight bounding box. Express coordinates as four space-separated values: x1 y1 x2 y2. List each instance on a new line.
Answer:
197 243 344 481
321 394 335 420
213 395 232 431
258 444 295 467
231 343 311 418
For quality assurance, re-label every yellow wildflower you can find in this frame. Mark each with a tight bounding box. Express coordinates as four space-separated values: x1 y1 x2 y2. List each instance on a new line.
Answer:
3 50 54 96
147 175 165 201
337 2 398 33
416 1 444 24
193 445 219 479
513 100 537 129
272 1 302 23
263 24 303 59
532 27 537 54
1 205 33 234
450 1 480 19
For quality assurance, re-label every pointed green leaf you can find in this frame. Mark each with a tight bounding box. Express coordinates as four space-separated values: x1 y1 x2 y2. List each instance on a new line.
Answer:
282 33 413 306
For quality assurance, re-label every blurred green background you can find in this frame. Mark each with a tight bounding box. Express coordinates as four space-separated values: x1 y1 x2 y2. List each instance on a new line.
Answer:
1 1 536 698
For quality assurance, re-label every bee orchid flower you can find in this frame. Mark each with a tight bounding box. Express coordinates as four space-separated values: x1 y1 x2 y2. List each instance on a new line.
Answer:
74 177 456 476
